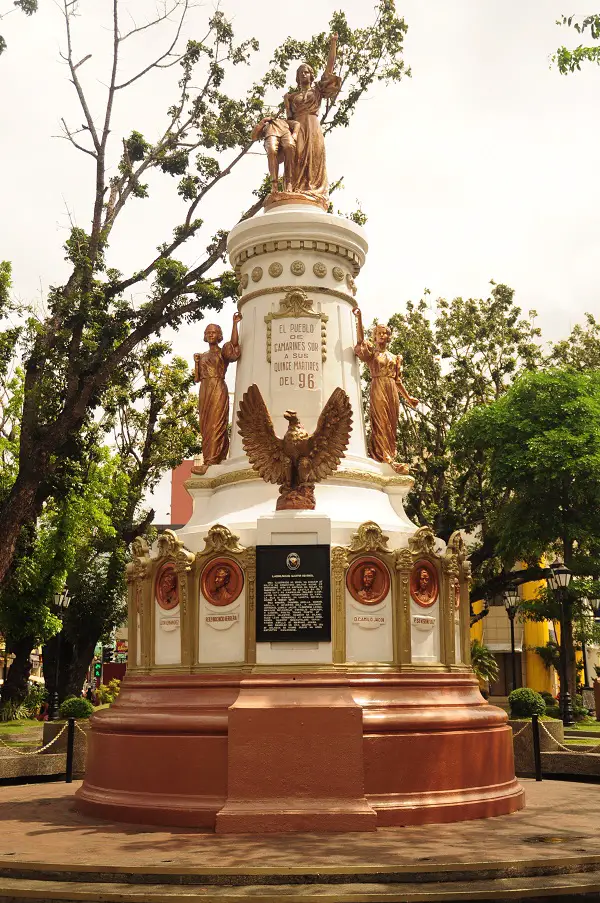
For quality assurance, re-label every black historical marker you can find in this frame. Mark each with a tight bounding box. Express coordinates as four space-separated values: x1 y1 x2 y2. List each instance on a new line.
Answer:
256 545 331 642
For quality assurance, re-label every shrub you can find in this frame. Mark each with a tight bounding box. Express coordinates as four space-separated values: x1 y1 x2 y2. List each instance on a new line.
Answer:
539 690 555 704
545 704 561 719
59 696 94 720
96 678 121 705
508 687 546 718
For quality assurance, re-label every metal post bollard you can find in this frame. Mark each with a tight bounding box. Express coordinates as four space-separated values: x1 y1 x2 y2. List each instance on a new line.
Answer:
65 717 75 784
531 713 543 782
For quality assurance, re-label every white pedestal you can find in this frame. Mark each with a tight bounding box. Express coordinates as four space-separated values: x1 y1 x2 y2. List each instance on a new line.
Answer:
255 512 332 667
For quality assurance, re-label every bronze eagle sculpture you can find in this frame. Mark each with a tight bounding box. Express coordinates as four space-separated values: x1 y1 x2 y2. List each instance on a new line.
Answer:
236 384 353 510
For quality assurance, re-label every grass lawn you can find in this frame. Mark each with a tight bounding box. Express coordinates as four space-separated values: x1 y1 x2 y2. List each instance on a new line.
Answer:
0 720 37 733
563 737 600 746
571 720 600 732
0 719 44 749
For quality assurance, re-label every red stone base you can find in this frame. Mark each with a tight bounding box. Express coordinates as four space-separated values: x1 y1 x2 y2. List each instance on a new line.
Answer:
75 670 524 831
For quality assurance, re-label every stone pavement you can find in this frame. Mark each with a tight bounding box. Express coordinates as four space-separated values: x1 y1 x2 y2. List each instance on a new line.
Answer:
0 778 598 870
1 779 600 900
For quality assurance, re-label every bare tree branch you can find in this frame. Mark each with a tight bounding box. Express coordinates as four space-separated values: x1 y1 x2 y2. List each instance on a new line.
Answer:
115 0 188 90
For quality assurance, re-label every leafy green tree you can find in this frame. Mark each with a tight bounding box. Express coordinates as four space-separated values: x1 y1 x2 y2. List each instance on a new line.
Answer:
452 369 600 697
388 284 541 540
470 640 499 685
0 0 37 57
553 15 600 73
550 313 600 371
0 1 410 586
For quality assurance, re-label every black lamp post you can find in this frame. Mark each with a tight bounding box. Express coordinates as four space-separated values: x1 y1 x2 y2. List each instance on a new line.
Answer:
547 559 575 727
48 588 70 721
503 583 521 693
590 598 600 685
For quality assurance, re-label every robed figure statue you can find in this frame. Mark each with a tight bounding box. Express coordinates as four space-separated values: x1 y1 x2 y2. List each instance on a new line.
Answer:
252 34 341 207
192 313 242 474
353 306 418 473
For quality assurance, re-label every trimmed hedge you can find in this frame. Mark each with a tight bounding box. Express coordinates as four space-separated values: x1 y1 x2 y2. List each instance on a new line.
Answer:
59 697 94 720
508 687 546 718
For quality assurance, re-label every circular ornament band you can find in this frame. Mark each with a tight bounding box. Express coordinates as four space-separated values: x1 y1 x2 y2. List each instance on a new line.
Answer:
201 557 244 607
156 564 179 611
346 556 391 606
410 559 438 608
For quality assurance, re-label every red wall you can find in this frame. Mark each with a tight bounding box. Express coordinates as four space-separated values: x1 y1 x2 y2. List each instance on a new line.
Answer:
171 460 194 525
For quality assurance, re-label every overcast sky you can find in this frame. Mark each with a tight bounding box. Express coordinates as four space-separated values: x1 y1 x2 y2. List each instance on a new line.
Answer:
2 1 599 519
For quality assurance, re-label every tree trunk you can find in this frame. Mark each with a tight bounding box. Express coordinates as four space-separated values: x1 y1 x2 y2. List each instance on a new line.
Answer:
0 636 34 706
0 473 44 587
62 636 98 701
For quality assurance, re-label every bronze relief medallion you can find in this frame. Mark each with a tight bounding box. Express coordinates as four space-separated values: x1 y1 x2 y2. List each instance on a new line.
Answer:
346 556 390 606
201 557 244 607
410 560 438 608
156 564 179 611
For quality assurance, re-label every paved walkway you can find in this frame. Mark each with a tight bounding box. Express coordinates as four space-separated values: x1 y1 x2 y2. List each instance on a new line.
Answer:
0 779 598 874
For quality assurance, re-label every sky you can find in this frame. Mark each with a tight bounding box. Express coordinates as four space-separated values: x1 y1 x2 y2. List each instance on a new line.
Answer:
1 0 600 520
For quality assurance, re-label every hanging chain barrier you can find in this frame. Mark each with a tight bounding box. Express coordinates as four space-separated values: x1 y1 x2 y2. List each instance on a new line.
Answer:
0 722 68 757
0 716 84 783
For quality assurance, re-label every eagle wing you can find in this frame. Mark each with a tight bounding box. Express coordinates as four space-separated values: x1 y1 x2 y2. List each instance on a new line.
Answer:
306 387 353 482
236 384 286 484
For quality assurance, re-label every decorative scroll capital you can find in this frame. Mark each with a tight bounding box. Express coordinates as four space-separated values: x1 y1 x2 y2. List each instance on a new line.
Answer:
408 526 437 558
348 521 390 554
447 530 468 564
331 546 349 569
127 537 152 583
200 523 245 555
394 548 414 571
157 529 195 568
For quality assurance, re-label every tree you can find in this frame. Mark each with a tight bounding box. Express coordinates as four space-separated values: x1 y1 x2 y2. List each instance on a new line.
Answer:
0 1 410 586
384 283 541 606
0 0 37 57
46 343 200 703
452 369 600 697
550 313 600 371
0 342 199 705
553 15 600 73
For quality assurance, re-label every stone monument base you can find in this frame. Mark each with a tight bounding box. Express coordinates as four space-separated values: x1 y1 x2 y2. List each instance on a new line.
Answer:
76 669 523 831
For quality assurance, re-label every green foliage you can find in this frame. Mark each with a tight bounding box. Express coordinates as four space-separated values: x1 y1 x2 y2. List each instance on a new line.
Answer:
534 640 561 673
545 704 561 719
539 690 556 704
0 683 46 721
59 696 94 719
554 16 600 73
470 640 499 684
0 0 38 57
450 369 600 569
96 679 120 705
385 284 541 594
508 687 546 718
550 314 600 371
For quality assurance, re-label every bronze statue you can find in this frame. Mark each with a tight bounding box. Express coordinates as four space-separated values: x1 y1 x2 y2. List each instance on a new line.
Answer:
353 306 418 473
251 117 300 194
192 313 242 475
252 34 340 207
236 383 352 510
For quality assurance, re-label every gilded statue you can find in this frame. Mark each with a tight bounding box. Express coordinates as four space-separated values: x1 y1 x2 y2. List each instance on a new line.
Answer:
352 306 418 473
192 313 242 475
252 33 341 207
236 383 352 510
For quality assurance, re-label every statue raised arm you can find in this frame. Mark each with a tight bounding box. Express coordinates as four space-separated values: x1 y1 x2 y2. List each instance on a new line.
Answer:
192 312 242 475
352 307 418 474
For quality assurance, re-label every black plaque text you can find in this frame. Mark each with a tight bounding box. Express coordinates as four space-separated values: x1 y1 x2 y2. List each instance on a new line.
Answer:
256 545 331 642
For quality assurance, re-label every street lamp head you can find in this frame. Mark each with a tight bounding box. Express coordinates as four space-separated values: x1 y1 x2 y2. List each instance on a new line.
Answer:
589 597 600 617
548 559 572 592
503 583 520 613
53 587 70 611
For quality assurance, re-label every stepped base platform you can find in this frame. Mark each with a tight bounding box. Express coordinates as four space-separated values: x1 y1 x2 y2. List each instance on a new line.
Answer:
1 780 600 900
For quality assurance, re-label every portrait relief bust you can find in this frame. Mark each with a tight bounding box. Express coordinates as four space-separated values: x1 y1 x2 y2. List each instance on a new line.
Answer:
347 556 391 607
410 561 438 608
156 565 179 611
201 557 244 608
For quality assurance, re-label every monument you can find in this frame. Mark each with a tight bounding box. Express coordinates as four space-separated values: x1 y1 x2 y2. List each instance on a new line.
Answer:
77 35 523 832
